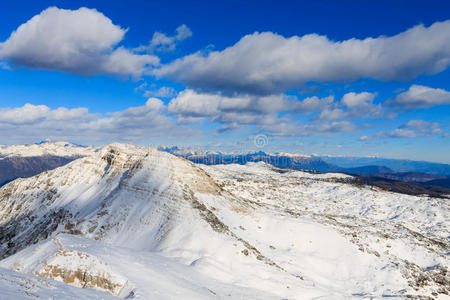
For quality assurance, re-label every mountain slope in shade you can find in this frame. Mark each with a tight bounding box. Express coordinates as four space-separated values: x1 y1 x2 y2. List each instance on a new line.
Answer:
0 141 97 187
0 143 449 299
343 165 394 175
368 172 448 183
0 155 80 187
423 178 450 189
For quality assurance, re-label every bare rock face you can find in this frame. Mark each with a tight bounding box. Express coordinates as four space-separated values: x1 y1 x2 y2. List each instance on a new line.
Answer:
4 236 129 297
0 266 120 300
38 263 122 293
35 239 127 296
0 207 72 259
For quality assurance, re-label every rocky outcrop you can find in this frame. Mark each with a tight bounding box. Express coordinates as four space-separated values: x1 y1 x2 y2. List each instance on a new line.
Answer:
35 238 127 296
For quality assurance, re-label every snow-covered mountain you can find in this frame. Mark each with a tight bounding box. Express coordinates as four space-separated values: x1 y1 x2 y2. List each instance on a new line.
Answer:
0 141 97 187
159 146 337 173
0 143 448 299
0 141 97 158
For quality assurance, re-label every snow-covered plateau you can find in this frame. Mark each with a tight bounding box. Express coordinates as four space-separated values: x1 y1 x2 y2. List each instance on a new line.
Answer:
0 143 448 299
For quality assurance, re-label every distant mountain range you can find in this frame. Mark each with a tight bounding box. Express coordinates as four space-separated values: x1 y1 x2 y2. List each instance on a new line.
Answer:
159 146 450 190
0 142 97 187
321 156 450 175
0 142 449 192
0 155 80 187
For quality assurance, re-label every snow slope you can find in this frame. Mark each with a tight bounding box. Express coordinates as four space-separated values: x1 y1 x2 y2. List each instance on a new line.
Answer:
201 162 450 298
0 143 448 299
2 234 281 300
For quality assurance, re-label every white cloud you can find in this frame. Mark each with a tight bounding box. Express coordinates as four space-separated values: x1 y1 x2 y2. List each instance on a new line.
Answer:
155 21 450 94
341 92 375 108
48 107 89 121
305 121 356 134
359 135 369 141
315 92 389 121
0 101 195 144
167 89 358 136
366 120 443 139
101 47 159 78
383 128 419 138
0 7 158 77
143 86 177 98
0 103 90 125
389 84 450 109
136 24 192 53
168 90 286 130
168 90 223 117
0 103 49 124
400 119 442 134
168 89 334 120
292 95 334 112
0 93 362 143
262 120 356 137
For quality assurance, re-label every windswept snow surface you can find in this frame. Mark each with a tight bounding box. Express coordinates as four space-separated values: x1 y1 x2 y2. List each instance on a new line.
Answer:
0 143 448 299
2 234 278 300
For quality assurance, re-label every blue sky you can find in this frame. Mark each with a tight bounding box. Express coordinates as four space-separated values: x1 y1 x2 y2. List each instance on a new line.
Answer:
0 0 449 163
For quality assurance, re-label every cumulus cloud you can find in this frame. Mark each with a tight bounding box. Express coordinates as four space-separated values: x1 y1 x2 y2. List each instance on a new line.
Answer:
143 86 177 98
389 84 450 109
48 107 90 121
136 24 192 53
364 120 443 140
0 103 90 125
359 135 369 141
398 120 443 136
292 95 335 112
0 93 361 143
168 89 334 119
262 120 356 137
0 100 195 144
155 21 450 95
0 104 50 125
314 92 391 121
0 7 158 77
167 89 357 135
